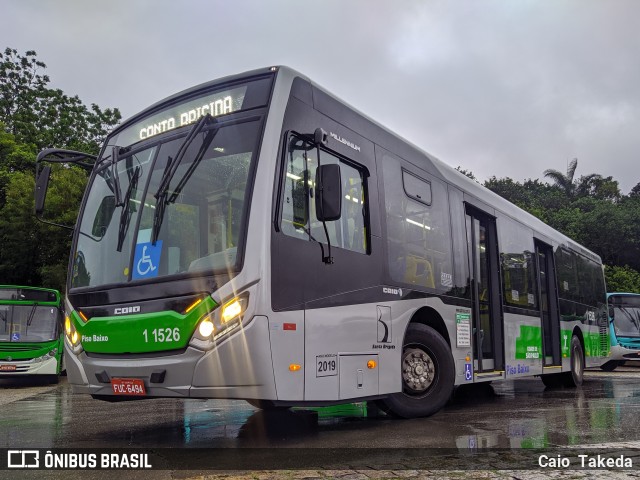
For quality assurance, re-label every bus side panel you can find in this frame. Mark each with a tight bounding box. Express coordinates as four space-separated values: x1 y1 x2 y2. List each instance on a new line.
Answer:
502 312 544 377
269 310 305 401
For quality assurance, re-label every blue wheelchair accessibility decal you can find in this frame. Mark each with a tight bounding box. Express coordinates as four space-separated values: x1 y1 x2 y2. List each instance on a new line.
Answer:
464 363 473 381
11 332 20 341
132 241 162 280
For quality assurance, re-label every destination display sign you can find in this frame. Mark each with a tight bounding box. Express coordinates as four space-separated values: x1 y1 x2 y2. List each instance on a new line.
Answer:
115 85 248 147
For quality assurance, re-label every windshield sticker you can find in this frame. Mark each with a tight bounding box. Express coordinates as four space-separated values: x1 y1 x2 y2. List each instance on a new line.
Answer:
11 332 20 341
132 241 163 280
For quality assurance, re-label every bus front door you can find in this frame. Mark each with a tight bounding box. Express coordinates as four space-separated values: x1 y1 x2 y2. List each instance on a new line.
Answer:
466 206 504 374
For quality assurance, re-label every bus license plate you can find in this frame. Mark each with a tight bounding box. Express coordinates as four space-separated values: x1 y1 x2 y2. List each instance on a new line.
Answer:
0 365 16 372
111 378 146 396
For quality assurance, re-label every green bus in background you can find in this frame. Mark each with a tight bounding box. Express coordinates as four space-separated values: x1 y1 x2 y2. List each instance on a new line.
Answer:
0 286 64 382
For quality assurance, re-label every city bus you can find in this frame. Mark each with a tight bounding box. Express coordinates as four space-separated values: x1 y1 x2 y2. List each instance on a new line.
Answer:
601 292 640 371
0 286 64 382
34 66 609 417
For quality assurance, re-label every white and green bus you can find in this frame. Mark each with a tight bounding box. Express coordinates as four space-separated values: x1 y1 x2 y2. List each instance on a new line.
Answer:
0 286 64 382
35 66 609 417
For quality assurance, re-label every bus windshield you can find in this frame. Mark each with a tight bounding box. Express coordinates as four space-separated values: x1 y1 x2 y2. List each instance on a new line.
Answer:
0 305 59 343
611 295 640 337
71 119 261 289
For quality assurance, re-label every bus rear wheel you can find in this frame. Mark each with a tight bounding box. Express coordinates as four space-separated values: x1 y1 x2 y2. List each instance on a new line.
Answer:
562 335 584 387
378 323 454 419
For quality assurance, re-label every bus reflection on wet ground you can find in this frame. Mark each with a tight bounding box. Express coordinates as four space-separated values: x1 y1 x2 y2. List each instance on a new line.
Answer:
1 369 640 449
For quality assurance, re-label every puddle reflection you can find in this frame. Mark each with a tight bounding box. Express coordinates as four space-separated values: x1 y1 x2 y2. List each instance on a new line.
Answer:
1 376 640 448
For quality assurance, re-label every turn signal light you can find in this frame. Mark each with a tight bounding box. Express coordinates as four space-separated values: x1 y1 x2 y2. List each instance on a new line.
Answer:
185 298 203 314
71 331 79 345
289 364 301 372
64 316 71 335
367 360 377 369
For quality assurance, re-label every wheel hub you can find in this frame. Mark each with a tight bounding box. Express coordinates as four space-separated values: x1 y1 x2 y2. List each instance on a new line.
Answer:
402 347 435 393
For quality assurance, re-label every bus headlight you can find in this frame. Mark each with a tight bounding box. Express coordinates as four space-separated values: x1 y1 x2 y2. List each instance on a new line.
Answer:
64 313 84 354
198 319 215 337
189 293 249 350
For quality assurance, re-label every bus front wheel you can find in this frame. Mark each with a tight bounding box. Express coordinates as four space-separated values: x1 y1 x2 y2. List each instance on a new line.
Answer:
378 323 454 419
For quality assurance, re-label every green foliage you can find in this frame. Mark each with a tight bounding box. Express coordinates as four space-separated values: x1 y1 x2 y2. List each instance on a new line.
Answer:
484 166 640 285
0 47 121 154
0 124 35 207
455 166 477 181
0 164 86 291
0 47 119 291
0 171 40 285
605 265 640 294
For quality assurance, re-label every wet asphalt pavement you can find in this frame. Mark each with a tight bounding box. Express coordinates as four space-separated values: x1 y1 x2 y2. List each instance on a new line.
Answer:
1 368 640 449
2 368 640 479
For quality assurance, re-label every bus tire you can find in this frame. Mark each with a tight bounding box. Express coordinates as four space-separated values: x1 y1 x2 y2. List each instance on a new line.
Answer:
379 323 454 419
246 399 289 411
562 335 584 387
600 360 621 372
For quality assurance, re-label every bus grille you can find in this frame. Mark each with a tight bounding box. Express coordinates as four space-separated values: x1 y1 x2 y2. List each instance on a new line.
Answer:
0 345 39 352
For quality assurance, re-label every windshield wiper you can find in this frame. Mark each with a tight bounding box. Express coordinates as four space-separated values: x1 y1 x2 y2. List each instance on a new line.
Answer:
116 165 141 252
26 303 38 327
151 114 215 244
111 146 123 206
167 123 219 204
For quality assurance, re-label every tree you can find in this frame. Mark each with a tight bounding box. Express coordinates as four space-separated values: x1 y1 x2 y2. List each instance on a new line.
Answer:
575 174 621 202
605 265 640 294
543 158 579 197
455 166 477 181
0 47 121 154
0 124 35 207
0 47 120 291
543 158 606 199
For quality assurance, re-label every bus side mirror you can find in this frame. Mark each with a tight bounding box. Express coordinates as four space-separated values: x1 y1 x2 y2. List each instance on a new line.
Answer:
35 165 51 216
315 164 342 222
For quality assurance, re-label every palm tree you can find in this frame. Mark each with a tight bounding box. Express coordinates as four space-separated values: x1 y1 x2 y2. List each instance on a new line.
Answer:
543 158 578 197
544 158 602 198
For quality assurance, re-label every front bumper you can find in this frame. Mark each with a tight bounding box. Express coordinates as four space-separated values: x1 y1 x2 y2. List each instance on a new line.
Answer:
0 356 58 376
65 315 277 400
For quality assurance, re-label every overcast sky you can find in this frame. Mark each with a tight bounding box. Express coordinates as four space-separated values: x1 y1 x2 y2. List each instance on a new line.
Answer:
3 0 639 193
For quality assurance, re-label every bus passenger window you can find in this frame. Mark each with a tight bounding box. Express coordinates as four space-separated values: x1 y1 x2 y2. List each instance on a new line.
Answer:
382 155 453 293
280 134 368 255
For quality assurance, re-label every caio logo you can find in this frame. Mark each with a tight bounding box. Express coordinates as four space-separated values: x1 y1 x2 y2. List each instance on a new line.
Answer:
8 450 39 468
382 287 403 297
114 306 141 315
